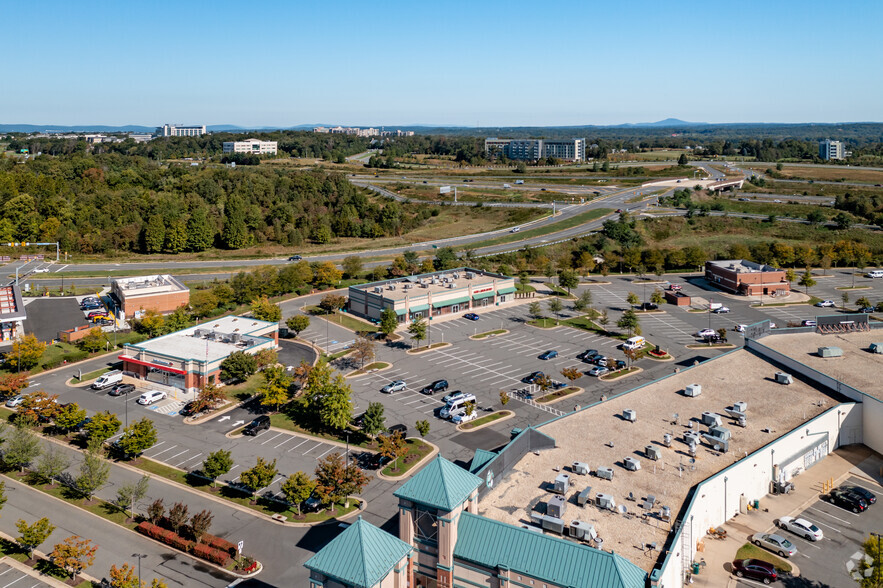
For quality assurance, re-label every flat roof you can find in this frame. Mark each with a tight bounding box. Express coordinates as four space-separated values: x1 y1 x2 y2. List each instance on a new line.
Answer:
352 268 512 303
759 330 883 401
477 349 836 572
129 315 275 363
113 275 188 296
707 259 781 273
0 285 26 322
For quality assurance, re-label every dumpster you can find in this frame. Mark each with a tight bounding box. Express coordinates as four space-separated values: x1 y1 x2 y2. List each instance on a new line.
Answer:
692 562 700 575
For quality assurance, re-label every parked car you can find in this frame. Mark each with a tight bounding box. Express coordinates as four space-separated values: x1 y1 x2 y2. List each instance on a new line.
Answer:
80 301 102 310
823 487 868 512
421 379 449 395
752 533 797 558
735 324 747 332
463 313 480 321
87 310 109 319
588 366 609 377
93 317 114 326
594 357 609 367
801 320 817 327
775 516 823 541
452 411 478 425
816 300 835 307
523 371 544 384
5 394 24 408
732 559 777 584
668 284 682 291
179 402 199 416
302 493 323 512
859 306 875 313
108 383 136 397
381 380 407 394
697 328 717 339
288 255 302 261
387 424 408 436
712 306 730 314
612 360 627 370
442 391 467 404
136 390 167 405
841 485 876 505
538 350 558 360
639 302 658 311
577 349 599 360
243 415 271 436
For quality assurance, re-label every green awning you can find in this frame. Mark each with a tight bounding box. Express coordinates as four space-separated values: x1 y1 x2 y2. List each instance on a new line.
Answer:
393 307 406 316
472 291 496 300
409 304 429 313
433 296 470 308
497 287 516 295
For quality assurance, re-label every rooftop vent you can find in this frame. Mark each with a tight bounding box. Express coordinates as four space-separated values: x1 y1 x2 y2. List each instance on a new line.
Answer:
595 467 614 480
623 457 641 471
595 493 616 511
577 487 593 506
572 462 589 475
553 473 570 494
623 409 637 423
662 433 672 447
775 372 793 385
684 384 702 397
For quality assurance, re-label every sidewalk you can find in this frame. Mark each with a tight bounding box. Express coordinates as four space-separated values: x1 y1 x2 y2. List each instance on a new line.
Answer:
691 445 882 587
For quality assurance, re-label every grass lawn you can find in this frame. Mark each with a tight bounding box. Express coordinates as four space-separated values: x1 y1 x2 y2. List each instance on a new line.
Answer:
323 348 352 361
380 438 433 477
473 329 507 339
734 543 793 573
465 208 614 249
305 306 379 333
528 318 559 328
536 387 581 403
222 372 264 402
461 410 511 429
562 315 608 335
408 342 448 352
348 361 390 376
600 367 640 380
543 282 576 299
81 362 122 381
516 283 536 293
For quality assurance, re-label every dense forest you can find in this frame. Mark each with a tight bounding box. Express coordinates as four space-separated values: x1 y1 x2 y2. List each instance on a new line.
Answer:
0 153 441 254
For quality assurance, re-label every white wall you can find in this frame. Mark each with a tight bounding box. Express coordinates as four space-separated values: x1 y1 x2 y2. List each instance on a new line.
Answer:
864 397 883 455
652 403 862 587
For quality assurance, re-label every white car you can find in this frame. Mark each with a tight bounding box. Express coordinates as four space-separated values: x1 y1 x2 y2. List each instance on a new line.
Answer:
452 411 478 425
5 394 24 408
775 516 823 542
32 268 49 273
697 328 717 338
381 380 406 394
137 390 167 405
815 300 835 307
735 324 747 333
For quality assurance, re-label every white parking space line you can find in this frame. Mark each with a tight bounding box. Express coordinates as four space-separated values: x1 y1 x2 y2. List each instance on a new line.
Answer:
149 445 178 458
316 446 336 459
260 432 284 445
302 442 323 455
807 506 855 523
1 574 26 588
288 439 309 452
275 436 295 449
54 264 69 272
166 450 189 462
178 453 204 467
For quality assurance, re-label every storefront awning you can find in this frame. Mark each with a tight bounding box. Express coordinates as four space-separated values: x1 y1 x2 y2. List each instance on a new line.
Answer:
393 307 406 316
119 355 188 375
409 304 429 313
497 287 516 295
433 296 470 308
472 291 496 300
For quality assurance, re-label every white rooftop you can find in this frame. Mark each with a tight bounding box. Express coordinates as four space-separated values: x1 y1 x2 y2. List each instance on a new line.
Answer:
130 315 275 362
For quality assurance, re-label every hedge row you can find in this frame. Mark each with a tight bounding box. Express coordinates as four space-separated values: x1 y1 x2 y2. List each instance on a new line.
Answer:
137 522 230 566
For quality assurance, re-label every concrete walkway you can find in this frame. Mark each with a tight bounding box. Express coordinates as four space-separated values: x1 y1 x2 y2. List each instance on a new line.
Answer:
691 445 882 587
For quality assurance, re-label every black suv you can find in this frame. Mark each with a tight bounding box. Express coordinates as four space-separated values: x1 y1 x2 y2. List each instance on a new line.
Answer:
824 488 868 512
421 379 449 395
243 415 271 436
841 485 876 506
108 383 135 397
288 255 302 261
523 371 544 384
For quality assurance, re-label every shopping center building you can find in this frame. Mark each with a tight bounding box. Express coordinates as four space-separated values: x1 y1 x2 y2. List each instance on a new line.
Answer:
119 315 277 392
347 268 516 324
110 275 190 319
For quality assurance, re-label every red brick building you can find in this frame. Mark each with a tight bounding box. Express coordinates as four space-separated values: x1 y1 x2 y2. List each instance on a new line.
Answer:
705 260 790 296
111 275 190 319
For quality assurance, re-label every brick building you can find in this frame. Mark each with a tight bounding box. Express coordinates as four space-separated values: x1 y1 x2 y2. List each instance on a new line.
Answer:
705 259 791 296
111 275 190 319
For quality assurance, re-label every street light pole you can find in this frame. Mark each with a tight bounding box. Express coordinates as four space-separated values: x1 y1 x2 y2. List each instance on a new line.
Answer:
132 553 147 587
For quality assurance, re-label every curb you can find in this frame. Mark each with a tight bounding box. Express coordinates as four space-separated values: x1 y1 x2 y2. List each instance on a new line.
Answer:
268 497 367 528
346 362 393 378
183 398 239 426
406 342 452 355
535 387 584 406
226 425 378 455
456 410 514 432
600 367 643 382
376 440 439 481
646 353 676 361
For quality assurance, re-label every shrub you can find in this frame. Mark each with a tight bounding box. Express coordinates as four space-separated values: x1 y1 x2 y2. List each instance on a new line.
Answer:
166 534 193 553
192 543 230 566
202 534 237 558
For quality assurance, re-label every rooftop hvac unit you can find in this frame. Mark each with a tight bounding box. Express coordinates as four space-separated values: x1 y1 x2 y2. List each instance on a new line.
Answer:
684 384 702 397
688 442 697 457
577 487 593 506
522 524 544 534
465 272 475 279
374 287 383 293
624 457 641 471
548 495 567 518
569 520 597 540
448 283 456 289
818 346 842 358
193 329 205 338
707 426 731 441
775 372 793 385
553 473 570 494
453 273 459 279
595 493 616 511
541 515 565 535
572 462 589 475
403 284 411 289
388 285 396 290
661 506 671 521
701 412 722 427
206 331 217 340
737 415 747 428
645 446 662 461
230 333 241 343
530 512 543 527
623 409 637 423
683 430 701 444
595 467 614 480
662 433 672 447
734 401 747 413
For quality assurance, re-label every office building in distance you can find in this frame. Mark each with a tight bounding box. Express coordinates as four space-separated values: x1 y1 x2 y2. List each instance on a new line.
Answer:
110 275 190 319
483 138 586 162
705 259 791 296
819 139 846 160
222 138 278 155
157 124 206 137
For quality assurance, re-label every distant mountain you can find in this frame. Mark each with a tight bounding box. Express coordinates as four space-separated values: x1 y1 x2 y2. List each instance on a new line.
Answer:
618 118 706 128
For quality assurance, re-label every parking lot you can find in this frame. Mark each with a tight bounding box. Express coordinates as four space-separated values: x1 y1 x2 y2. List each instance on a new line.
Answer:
0 562 55 588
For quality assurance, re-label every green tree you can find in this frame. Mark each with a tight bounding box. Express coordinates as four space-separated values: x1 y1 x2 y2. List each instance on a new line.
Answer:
250 296 282 322
189 510 214 542
285 314 310 338
379 308 398 338
807 209 826 225
5 425 42 472
856 296 872 309
598 309 610 329
136 310 165 338
499 390 510 406
785 268 797 285
376 432 407 473
361 402 386 438
220 351 258 382
78 327 109 353
433 246 458 270
518 272 531 291
318 374 353 430
259 365 292 411
239 457 278 497
547 297 563 324
189 290 219 318
281 471 316 515
84 411 121 443
617 309 640 336
164 219 187 254
143 214 166 253
186 207 215 252
314 261 343 287
415 419 430 438
192 383 225 413
798 269 816 294
677 153 688 166
116 417 158 458
77 439 110 500
342 256 363 279
16 517 55 558
407 317 427 349
842 292 850 309
318 293 347 314
35 444 71 484
9 334 46 371
221 195 249 249
650 289 665 305
350 335 376 369
833 211 852 230
202 449 234 487
558 269 579 295
163 305 190 333
626 292 640 307
857 533 883 587
572 289 592 312
115 475 150 518
528 301 542 319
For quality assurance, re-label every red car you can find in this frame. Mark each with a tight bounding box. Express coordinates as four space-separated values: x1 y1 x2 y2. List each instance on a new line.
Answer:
87 310 108 319
732 558 777 584
668 284 682 291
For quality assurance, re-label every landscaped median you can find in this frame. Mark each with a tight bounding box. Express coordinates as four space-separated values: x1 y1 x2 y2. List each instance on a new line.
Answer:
346 361 391 377
303 305 379 334
535 387 583 405
405 342 451 355
469 329 508 340
685 343 736 350
599 367 642 381
377 438 437 479
456 410 513 432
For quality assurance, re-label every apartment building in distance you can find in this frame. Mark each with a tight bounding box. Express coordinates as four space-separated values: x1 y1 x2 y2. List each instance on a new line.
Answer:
157 124 206 137
484 137 586 162
222 138 278 155
819 139 847 161
313 126 414 137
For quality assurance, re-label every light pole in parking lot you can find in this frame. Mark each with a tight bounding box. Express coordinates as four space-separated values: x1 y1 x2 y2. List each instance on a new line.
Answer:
132 553 147 587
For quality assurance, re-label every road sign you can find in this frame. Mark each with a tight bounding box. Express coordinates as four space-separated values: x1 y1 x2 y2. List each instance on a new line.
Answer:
238 541 244 554
439 186 451 194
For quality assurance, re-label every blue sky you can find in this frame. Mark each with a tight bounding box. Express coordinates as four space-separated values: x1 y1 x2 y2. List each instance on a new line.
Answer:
4 0 881 127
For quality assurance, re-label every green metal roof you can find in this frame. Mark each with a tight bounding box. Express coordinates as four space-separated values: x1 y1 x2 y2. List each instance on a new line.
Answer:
433 296 470 308
454 513 647 588
472 291 496 300
392 307 406 316
469 449 497 474
497 286 516 295
304 516 412 588
408 304 429 313
393 455 482 511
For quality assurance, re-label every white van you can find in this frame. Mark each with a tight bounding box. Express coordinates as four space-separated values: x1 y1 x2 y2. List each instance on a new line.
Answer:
440 393 477 420
515 180 525 185
622 336 646 351
867 270 883 278
137 390 168 405
92 370 123 390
